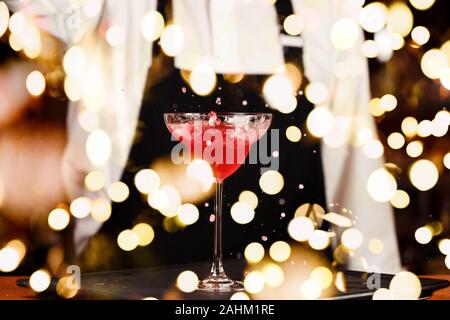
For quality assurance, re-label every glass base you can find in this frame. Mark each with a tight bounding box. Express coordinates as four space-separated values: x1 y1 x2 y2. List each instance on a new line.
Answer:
197 274 244 292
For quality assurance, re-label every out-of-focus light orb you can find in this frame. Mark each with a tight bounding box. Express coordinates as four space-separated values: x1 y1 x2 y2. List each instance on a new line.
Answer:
85 171 105 191
148 189 169 211
285 63 302 91
431 117 449 137
401 117 418 138
224 73 244 84
387 132 405 149
230 201 255 224
330 18 359 50
141 11 165 41
417 119 432 137
421 49 448 80
311 267 333 289
177 270 198 293
444 153 450 169
90 198 112 222
239 190 258 210
78 109 99 132
48 208 70 231
0 2 9 38
263 75 296 113
106 25 125 46
305 82 328 105
380 94 397 111
26 71 46 96
56 275 78 299
411 26 430 46
70 197 91 218
117 229 139 251
9 32 23 51
306 107 333 137
189 63 217 96
186 159 214 191
389 271 421 300
230 292 250 300
409 159 438 191
157 185 181 217
285 126 302 143
373 288 393 300
0 247 20 272
259 170 284 195
363 139 384 159
6 240 26 260
22 24 41 59
434 110 450 126
406 141 423 158
134 169 160 195
63 46 86 76
438 239 450 255
440 68 450 90
288 216 315 242
160 24 184 57
283 14 304 36
308 230 331 250
445 255 450 270
341 228 363 250
390 32 405 50
409 0 435 10
359 2 387 33
386 2 413 37
8 11 26 34
244 271 265 294
368 98 385 117
300 279 322 300
244 242 265 264
367 168 397 202
107 181 130 203
269 241 291 262
390 190 410 209
415 226 433 244
368 238 384 254
262 263 284 288
64 75 82 101
86 129 112 165
362 40 378 58
177 203 199 226
132 223 155 246
30 269 51 293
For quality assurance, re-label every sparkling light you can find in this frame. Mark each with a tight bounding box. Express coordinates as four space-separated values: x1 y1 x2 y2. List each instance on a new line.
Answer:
160 24 184 57
30 270 51 293
387 132 405 149
330 19 359 50
48 208 70 231
244 242 265 264
117 229 139 251
306 107 333 137
401 117 418 138
390 190 410 209
406 141 423 158
359 2 387 33
86 129 112 165
411 26 430 46
283 14 304 36
415 226 433 244
368 238 384 254
311 267 333 289
288 216 315 242
341 228 363 250
244 271 264 294
259 170 284 195
177 203 199 226
308 230 331 250
438 239 450 255
285 126 302 143
230 201 255 224
107 181 130 203
409 159 438 191
189 63 217 96
90 198 112 222
132 223 155 246
386 2 414 37
305 82 329 105
409 0 435 11
85 171 105 191
380 94 397 111
363 140 384 159
141 11 165 41
239 190 258 210
269 241 291 262
300 279 322 300
26 71 46 96
367 168 397 202
78 109 99 132
389 271 421 300
106 25 125 46
70 197 91 218
134 169 160 195
177 270 198 293
262 263 284 288
421 49 448 80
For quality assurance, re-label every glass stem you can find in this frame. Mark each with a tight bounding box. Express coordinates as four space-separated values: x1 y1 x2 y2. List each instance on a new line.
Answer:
211 180 225 277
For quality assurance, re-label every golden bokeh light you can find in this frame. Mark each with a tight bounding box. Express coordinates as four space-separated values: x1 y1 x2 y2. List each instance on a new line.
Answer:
239 190 258 210
440 67 450 89
417 119 432 137
30 269 51 293
177 203 199 226
63 46 86 76
6 240 26 260
409 159 438 191
390 189 410 209
310 266 333 289
117 229 139 251
409 0 435 11
26 70 46 96
259 170 284 195
389 271 422 300
366 168 397 202
230 292 250 300
141 11 165 42
368 238 384 254
0 2 9 38
362 40 378 58
263 74 296 113
262 263 284 288
444 153 450 169
132 223 155 247
85 171 105 191
300 279 322 300
322 212 352 228
415 226 433 244
78 109 100 132
330 18 359 50
283 14 304 36
359 2 387 33
368 97 385 117
8 11 26 34
285 125 302 143
107 181 130 203
386 2 414 37
106 25 125 46
48 208 70 230
306 107 333 137
387 132 405 149
269 241 291 262
445 255 450 270
189 63 217 96
0 247 21 272
134 169 161 195
176 270 198 293
411 26 430 46
308 230 331 250
244 242 265 264
363 139 384 159
244 271 265 294
86 129 112 165
305 82 329 105
341 228 363 250
401 117 418 138
372 288 393 300
380 94 397 111
230 201 255 224
186 159 214 191
70 197 91 218
421 49 448 80
438 239 450 255
90 198 112 222
288 216 315 242
148 189 169 211
406 141 423 158
56 276 78 299
160 24 184 57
